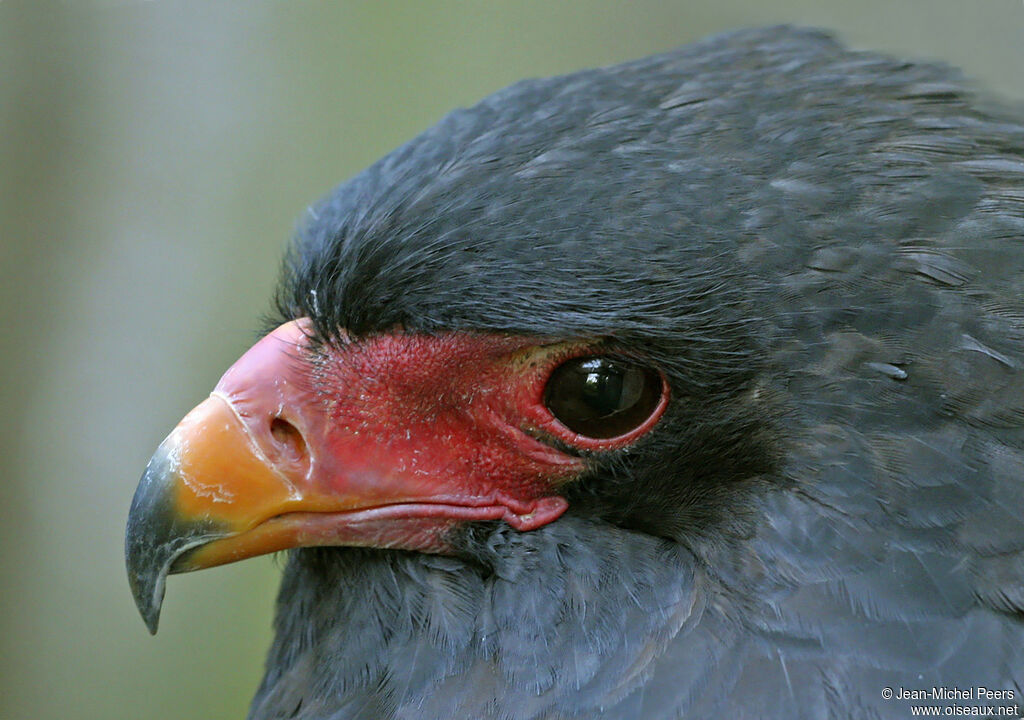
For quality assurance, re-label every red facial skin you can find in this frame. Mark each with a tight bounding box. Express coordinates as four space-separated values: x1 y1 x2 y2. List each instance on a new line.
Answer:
309 332 583 529
147 318 669 571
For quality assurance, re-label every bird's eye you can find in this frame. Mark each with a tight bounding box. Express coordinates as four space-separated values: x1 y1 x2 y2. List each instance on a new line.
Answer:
543 356 663 439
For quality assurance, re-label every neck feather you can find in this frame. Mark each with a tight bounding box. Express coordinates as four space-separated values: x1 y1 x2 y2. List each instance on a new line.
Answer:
249 516 703 720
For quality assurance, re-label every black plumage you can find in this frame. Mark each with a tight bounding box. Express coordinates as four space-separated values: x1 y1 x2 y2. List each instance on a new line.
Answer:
201 27 1024 718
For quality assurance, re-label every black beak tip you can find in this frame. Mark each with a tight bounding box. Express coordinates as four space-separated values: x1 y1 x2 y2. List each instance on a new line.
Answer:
125 446 228 635
127 553 166 635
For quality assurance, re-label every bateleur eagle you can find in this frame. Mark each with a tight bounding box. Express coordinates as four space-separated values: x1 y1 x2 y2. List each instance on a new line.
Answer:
126 27 1024 720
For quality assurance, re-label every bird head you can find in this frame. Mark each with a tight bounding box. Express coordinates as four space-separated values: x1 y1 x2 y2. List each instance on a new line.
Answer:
126 31 795 636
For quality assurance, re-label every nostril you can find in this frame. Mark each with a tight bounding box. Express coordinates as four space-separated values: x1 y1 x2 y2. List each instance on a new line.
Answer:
270 417 307 463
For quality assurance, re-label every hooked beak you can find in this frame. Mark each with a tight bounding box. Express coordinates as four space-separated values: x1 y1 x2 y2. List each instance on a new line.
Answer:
125 320 332 633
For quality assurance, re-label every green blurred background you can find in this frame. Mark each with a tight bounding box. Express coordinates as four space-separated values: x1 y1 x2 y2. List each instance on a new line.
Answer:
1 2 1021 718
